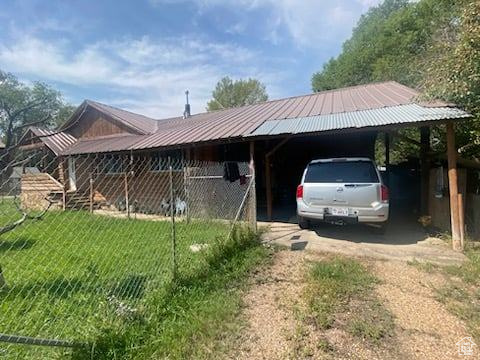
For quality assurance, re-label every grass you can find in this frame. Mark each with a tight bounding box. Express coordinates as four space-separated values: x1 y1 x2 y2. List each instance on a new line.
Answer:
304 256 394 344
411 245 480 343
0 199 269 359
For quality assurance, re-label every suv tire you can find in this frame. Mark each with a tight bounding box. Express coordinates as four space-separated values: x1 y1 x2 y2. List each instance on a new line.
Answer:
372 223 388 235
298 217 310 230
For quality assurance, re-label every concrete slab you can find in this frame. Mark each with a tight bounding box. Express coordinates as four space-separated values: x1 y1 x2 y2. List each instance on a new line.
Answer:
259 221 466 266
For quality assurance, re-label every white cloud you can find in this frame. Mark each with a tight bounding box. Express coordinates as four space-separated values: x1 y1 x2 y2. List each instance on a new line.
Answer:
0 35 282 118
151 0 382 48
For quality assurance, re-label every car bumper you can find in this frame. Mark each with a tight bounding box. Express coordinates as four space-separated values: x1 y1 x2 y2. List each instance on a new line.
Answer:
297 200 389 223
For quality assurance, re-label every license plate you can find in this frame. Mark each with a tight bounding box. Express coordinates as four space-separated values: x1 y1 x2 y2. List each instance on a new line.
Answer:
331 207 349 216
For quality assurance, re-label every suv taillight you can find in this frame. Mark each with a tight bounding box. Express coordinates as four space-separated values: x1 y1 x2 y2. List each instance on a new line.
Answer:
381 185 389 202
296 185 303 199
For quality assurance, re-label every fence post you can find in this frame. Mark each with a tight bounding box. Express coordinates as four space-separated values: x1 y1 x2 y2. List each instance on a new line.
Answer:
169 157 177 279
89 175 94 213
124 172 130 219
183 161 191 223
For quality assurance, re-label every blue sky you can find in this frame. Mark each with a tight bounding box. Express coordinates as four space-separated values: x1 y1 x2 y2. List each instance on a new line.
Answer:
0 0 380 118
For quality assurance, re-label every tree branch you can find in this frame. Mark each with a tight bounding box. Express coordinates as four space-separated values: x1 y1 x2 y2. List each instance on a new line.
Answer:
10 98 49 121
14 113 52 131
0 196 53 236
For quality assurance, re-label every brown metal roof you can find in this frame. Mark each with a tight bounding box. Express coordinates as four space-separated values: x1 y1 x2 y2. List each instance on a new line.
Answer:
62 81 463 155
28 127 77 155
85 100 160 134
63 134 143 155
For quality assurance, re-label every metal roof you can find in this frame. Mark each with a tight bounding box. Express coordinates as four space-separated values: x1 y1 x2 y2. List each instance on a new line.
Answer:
0 140 5 149
84 100 160 134
62 134 143 155
58 81 472 155
28 127 77 155
251 104 471 136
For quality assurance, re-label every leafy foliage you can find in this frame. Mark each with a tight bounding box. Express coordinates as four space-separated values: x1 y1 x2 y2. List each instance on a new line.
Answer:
0 70 74 147
311 0 479 161
206 76 268 111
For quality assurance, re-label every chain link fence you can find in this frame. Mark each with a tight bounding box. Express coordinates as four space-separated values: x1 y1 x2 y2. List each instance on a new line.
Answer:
0 148 256 359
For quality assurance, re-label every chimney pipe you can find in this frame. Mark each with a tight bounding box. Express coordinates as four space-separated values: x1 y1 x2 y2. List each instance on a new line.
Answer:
183 90 191 119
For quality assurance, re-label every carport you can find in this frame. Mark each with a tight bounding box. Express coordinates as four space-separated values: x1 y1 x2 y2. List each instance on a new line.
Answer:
234 84 472 252
185 82 471 251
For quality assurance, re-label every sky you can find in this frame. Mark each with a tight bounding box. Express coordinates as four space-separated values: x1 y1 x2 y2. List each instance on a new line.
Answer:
0 0 381 119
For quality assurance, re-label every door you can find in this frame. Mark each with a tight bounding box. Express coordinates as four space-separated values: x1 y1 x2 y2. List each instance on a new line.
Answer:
68 157 77 191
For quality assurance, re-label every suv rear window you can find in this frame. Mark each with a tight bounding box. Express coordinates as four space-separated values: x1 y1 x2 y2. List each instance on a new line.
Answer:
304 160 379 183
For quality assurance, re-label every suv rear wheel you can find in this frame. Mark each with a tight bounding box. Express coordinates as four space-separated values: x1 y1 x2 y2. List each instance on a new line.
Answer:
298 216 310 229
371 223 388 235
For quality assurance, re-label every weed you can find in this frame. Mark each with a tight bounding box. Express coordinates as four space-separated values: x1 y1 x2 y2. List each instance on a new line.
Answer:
304 256 394 345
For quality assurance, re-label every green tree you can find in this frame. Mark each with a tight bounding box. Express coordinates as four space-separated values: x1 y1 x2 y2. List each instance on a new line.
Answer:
422 0 480 159
206 77 268 111
0 70 74 148
311 0 478 161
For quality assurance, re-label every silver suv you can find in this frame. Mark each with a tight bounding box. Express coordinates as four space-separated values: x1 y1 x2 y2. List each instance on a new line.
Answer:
296 158 389 231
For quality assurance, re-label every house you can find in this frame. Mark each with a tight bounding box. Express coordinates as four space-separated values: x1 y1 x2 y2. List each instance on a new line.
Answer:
16 81 474 246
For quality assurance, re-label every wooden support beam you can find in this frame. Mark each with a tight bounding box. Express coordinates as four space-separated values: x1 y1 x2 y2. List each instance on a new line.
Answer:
265 156 272 221
420 127 430 216
249 141 257 230
385 133 390 186
265 137 291 221
446 122 462 251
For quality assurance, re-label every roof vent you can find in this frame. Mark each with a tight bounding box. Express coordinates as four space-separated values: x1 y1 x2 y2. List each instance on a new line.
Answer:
183 90 191 119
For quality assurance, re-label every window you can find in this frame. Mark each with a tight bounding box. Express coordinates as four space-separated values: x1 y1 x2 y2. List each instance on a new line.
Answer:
100 155 125 174
304 160 379 183
150 150 183 172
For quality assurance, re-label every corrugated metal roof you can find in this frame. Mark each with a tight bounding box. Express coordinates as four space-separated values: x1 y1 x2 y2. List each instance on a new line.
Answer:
62 134 143 155
251 104 471 136
85 100 160 134
29 127 77 155
59 81 472 155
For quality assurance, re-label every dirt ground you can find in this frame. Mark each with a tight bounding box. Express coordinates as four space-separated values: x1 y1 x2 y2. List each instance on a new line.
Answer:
232 249 473 360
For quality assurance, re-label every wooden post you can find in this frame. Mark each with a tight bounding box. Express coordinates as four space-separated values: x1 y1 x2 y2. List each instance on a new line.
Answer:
62 187 66 211
420 127 431 216
446 122 462 251
249 141 257 231
265 155 272 221
124 172 130 219
265 137 290 221
385 133 390 187
458 193 465 249
89 175 94 213
169 157 177 279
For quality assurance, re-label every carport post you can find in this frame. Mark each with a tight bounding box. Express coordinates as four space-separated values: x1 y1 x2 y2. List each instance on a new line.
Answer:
265 156 272 220
265 137 290 221
249 141 257 230
446 122 462 251
385 132 390 186
420 127 431 216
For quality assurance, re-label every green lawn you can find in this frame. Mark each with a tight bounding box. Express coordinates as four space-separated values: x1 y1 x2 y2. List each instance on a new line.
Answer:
0 198 237 359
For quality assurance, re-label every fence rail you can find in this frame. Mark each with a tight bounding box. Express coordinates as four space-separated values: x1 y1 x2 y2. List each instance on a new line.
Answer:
0 149 256 359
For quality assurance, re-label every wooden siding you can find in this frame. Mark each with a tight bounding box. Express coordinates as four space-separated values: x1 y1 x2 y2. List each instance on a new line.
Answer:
72 158 183 213
67 108 140 139
20 173 63 210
